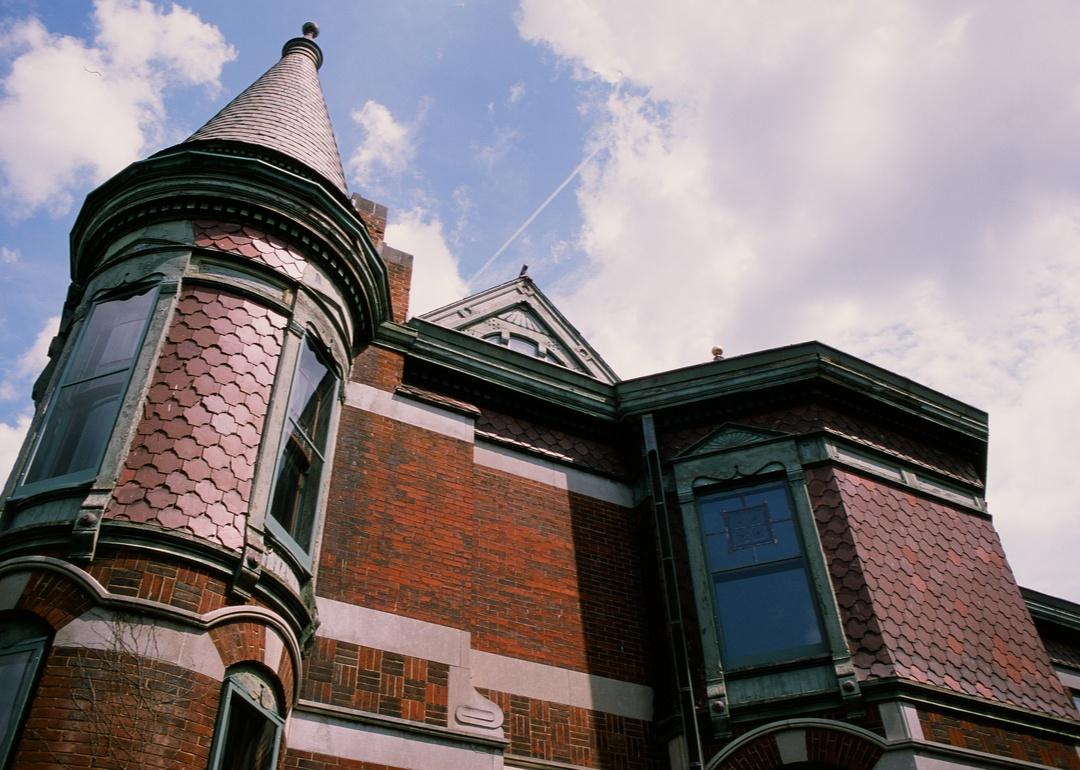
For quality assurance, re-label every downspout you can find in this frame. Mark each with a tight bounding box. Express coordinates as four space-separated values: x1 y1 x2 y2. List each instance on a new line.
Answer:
641 413 704 769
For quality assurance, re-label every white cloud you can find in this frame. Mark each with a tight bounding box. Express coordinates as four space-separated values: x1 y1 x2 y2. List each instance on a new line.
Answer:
347 100 416 188
0 1 235 215
0 314 59 402
508 80 526 106
18 314 59 378
384 208 469 316
0 412 32 490
0 314 59 487
474 126 519 172
519 1 1080 600
0 245 17 264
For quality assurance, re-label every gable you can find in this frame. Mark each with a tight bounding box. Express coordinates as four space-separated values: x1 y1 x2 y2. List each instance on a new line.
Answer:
419 277 619 383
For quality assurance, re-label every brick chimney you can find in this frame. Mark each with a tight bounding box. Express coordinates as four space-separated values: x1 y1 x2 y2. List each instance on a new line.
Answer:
351 194 387 245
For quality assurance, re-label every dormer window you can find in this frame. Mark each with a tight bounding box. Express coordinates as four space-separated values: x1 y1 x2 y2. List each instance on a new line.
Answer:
698 481 827 669
671 427 861 731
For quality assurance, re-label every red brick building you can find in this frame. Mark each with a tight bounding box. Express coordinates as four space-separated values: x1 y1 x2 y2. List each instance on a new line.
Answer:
1 24 1078 770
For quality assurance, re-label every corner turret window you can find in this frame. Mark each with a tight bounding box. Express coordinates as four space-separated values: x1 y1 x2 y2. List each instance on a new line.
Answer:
0 615 50 767
698 481 827 669
209 667 283 770
266 336 337 559
19 288 156 493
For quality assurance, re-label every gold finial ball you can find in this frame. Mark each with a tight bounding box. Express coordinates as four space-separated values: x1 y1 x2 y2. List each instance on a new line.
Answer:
302 21 319 39
711 346 724 361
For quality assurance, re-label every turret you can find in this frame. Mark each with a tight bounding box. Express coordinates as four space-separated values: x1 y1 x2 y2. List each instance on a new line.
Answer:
0 24 388 769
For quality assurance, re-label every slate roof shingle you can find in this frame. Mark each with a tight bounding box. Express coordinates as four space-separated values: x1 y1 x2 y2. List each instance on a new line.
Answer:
185 35 348 196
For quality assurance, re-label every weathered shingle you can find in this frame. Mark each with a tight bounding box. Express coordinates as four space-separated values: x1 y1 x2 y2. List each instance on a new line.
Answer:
186 34 348 195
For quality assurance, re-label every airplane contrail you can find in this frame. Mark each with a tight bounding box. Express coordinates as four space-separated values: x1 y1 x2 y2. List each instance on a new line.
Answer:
468 144 604 287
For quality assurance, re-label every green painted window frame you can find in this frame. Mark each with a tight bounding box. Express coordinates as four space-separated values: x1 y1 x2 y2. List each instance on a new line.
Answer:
672 431 858 718
14 285 159 499
0 616 50 769
697 479 829 670
264 333 338 570
207 668 284 770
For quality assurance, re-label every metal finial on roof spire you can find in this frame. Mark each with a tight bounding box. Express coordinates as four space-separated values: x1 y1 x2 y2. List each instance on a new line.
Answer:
183 19 345 193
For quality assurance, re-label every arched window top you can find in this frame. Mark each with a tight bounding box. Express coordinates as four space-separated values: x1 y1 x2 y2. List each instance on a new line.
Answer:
209 666 284 770
0 613 50 767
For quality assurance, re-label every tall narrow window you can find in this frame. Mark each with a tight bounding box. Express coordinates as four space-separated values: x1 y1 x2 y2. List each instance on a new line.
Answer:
209 668 283 770
698 481 827 669
267 336 336 556
21 288 156 491
0 616 50 767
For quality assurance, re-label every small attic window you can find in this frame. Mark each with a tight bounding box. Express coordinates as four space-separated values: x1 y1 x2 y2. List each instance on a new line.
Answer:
507 335 539 357
483 332 540 359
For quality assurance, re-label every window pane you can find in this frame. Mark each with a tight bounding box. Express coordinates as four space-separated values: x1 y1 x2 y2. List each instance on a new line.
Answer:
700 484 800 568
25 370 127 484
289 339 335 442
21 289 155 489
507 335 539 357
268 338 336 555
219 691 278 770
714 562 826 667
0 649 34 751
65 290 154 383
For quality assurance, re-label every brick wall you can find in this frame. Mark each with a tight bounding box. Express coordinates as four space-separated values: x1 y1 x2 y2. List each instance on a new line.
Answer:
918 706 1080 769
302 638 449 726
471 466 649 681
87 548 231 616
320 406 475 629
12 646 220 770
480 688 655 770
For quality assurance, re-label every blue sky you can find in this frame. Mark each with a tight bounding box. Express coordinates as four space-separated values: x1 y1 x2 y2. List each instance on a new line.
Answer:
1 1 1079 601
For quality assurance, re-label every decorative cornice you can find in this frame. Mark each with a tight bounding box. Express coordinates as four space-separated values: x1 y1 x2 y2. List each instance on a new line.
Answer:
70 147 390 350
1022 587 1080 633
617 342 987 442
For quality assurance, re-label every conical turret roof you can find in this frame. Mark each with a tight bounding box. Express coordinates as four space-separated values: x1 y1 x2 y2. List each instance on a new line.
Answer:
185 23 348 195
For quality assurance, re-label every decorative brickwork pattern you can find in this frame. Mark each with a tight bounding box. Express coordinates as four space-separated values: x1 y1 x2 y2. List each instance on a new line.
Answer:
13 646 220 770
15 570 95 631
481 688 653 769
108 288 286 550
716 726 883 770
832 468 1075 717
662 403 981 486
807 466 894 678
194 220 307 280
477 407 625 477
472 466 650 682
715 733 783 770
918 707 1080 769
210 620 266 668
302 638 449 726
803 727 883 770
284 752 406 770
87 550 230 615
